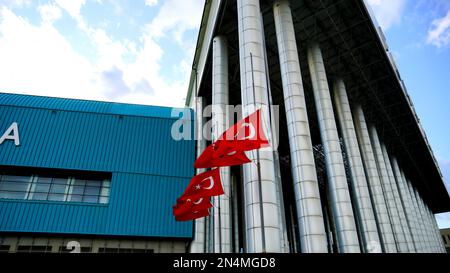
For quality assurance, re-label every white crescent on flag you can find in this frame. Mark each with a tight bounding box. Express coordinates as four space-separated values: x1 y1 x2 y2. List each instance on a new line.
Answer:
235 122 255 140
193 198 203 205
201 176 215 190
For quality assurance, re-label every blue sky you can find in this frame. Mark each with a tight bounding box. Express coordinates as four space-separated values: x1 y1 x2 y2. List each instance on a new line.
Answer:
0 0 449 227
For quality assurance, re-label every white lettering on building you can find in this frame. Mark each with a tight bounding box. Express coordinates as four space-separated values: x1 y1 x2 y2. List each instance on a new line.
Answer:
0 122 20 146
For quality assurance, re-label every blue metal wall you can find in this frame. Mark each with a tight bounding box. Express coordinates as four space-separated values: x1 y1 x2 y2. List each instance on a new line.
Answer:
0 93 195 238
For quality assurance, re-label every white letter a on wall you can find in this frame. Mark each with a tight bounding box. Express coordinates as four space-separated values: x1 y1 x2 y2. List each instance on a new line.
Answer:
0 122 20 146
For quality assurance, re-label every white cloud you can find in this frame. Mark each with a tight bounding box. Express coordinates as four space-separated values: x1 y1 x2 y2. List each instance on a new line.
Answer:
0 0 203 107
0 0 31 8
145 0 158 7
427 10 450 48
366 0 406 31
54 0 86 19
38 4 62 24
0 6 102 101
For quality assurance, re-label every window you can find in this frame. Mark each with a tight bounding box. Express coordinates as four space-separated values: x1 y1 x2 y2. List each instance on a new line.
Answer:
98 247 154 253
58 246 92 253
0 170 111 204
17 245 52 253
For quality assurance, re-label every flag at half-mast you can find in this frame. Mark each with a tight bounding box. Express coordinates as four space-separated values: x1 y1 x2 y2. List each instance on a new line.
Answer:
193 109 269 169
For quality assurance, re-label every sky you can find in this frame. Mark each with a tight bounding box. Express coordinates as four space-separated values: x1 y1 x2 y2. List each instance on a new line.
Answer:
0 0 449 227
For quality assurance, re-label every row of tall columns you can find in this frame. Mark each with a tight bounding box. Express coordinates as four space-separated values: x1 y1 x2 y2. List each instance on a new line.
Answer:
353 105 397 253
195 0 444 253
332 80 381 252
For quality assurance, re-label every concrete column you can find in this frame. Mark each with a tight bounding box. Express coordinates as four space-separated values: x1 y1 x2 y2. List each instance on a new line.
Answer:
273 0 327 253
189 96 207 253
237 0 286 252
380 144 411 252
352 105 396 253
368 126 403 252
391 157 417 252
332 79 381 252
211 36 232 253
307 42 360 253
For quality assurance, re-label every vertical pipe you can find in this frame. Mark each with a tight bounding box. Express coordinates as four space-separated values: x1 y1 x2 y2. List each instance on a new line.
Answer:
273 0 327 253
352 105 396 253
380 144 411 252
332 79 381 252
391 157 417 252
237 0 286 252
212 36 232 253
368 126 402 252
307 42 360 253
189 96 206 253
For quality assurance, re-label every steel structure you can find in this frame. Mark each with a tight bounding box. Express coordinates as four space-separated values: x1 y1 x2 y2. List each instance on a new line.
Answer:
186 0 450 253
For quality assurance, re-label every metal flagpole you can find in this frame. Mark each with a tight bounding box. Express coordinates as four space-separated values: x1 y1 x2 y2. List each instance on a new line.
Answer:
250 52 266 253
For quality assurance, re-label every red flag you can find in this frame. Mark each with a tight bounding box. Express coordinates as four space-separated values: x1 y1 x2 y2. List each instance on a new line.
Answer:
179 168 224 201
175 208 209 221
173 197 212 217
219 109 269 151
194 140 251 169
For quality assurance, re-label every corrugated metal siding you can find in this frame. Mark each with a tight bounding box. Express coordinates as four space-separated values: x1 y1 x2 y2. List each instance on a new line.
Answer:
0 173 191 237
0 94 195 238
0 92 190 119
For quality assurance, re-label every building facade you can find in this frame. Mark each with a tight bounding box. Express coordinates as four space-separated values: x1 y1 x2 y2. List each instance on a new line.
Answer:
186 0 450 253
440 228 450 253
0 93 195 253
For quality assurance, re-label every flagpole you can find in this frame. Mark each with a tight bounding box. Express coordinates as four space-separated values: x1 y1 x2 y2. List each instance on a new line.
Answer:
250 52 266 253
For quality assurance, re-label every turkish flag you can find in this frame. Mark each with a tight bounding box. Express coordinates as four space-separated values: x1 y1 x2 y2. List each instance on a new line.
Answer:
179 168 224 201
193 140 251 168
219 109 269 151
173 196 212 217
175 208 210 221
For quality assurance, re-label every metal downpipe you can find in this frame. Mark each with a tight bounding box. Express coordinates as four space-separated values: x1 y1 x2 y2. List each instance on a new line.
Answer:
189 96 207 253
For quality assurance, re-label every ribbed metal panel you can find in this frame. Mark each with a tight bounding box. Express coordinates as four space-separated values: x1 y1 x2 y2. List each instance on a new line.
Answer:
0 92 184 119
0 93 195 238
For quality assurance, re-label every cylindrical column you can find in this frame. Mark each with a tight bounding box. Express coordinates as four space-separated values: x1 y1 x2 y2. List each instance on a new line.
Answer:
189 96 207 253
368 126 403 252
273 0 327 253
404 178 426 252
352 105 396 253
391 157 417 252
307 42 360 253
400 170 424 252
413 188 433 252
211 35 232 253
418 194 438 252
237 0 286 253
380 144 411 252
332 79 381 252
